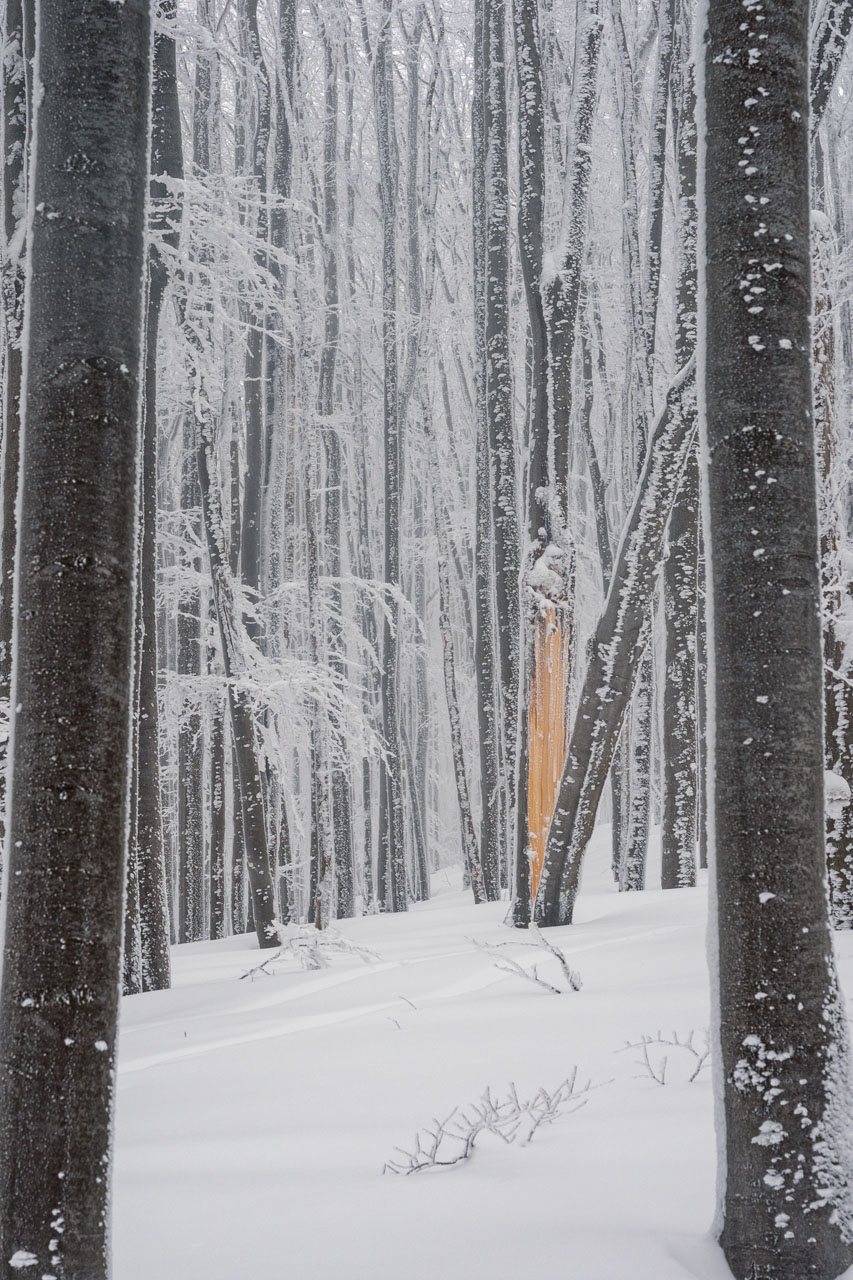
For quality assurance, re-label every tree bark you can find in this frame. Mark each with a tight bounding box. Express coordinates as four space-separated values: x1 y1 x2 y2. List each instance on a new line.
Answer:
374 0 407 912
703 0 853 1265
0 2 151 1270
661 452 698 889
135 0 183 990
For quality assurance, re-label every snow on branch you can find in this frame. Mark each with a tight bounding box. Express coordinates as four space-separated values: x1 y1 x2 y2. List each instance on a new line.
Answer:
470 925 582 994
618 1030 710 1085
240 926 382 980
383 1071 593 1174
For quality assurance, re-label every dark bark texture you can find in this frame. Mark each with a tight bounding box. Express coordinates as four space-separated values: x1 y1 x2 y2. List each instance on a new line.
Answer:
0 2 151 1274
704 0 853 1269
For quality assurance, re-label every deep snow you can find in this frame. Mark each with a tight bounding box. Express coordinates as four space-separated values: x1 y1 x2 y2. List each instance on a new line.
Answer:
113 828 853 1280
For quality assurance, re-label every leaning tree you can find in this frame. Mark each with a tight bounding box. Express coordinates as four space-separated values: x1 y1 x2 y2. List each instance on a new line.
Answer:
0 1 152 1275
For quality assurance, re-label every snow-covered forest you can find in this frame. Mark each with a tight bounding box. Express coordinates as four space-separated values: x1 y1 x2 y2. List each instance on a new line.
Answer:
1 0 853 1275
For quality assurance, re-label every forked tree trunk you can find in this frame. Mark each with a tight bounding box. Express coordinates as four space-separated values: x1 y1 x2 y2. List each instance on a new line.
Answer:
703 0 853 1267
0 2 151 1270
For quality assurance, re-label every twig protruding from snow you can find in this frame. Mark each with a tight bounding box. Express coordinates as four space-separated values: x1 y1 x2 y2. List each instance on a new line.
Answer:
383 1071 593 1174
240 926 381 980
619 1029 710 1085
470 924 582 993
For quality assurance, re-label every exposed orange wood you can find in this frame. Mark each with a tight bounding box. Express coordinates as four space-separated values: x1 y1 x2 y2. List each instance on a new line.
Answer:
528 605 571 899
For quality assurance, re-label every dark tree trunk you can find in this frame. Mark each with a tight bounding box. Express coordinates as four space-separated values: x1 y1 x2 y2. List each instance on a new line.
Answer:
510 0 545 925
703 0 853 1266
177 419 205 944
484 0 520 858
661 5 698 891
374 0 407 913
661 452 698 889
0 2 151 1272
545 0 602 512
239 0 271 649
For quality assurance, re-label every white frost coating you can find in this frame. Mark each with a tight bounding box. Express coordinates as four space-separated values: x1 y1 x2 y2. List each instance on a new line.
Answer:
8 1253 37 1270
808 973 853 1241
825 769 851 818
752 1120 786 1146
527 543 570 604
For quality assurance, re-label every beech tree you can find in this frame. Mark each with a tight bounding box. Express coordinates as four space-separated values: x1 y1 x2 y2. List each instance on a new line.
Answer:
0 0 152 1272
703 0 853 1269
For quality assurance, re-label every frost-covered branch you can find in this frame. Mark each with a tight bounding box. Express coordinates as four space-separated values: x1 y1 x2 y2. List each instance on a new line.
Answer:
383 1072 592 1174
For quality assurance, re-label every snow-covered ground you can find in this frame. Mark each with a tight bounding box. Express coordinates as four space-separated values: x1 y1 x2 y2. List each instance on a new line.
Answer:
113 828 853 1280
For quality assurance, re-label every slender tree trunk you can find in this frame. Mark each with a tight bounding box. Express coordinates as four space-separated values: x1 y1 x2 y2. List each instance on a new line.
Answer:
511 0 546 925
472 0 503 903
661 4 698 890
317 25 355 919
0 2 151 1270
135 0 183 988
177 419 205 943
545 0 602 510
239 0 271 651
374 0 407 912
661 454 698 888
704 0 853 1265
484 0 520 864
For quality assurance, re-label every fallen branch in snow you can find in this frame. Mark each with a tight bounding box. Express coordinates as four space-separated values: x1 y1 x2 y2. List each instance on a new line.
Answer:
619 1029 710 1085
383 1071 593 1174
240 927 381 980
470 926 582 993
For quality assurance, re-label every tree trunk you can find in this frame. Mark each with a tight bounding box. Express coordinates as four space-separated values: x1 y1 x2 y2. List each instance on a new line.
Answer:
484 0 520 861
472 0 503 903
703 0 853 1265
374 0 407 913
0 2 151 1270
661 2 698 890
661 453 698 888
135 0 183 989
317 24 354 919
177 418 205 944
510 0 546 925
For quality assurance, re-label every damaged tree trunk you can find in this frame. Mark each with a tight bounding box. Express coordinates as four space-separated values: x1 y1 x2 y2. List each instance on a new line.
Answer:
534 358 696 926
